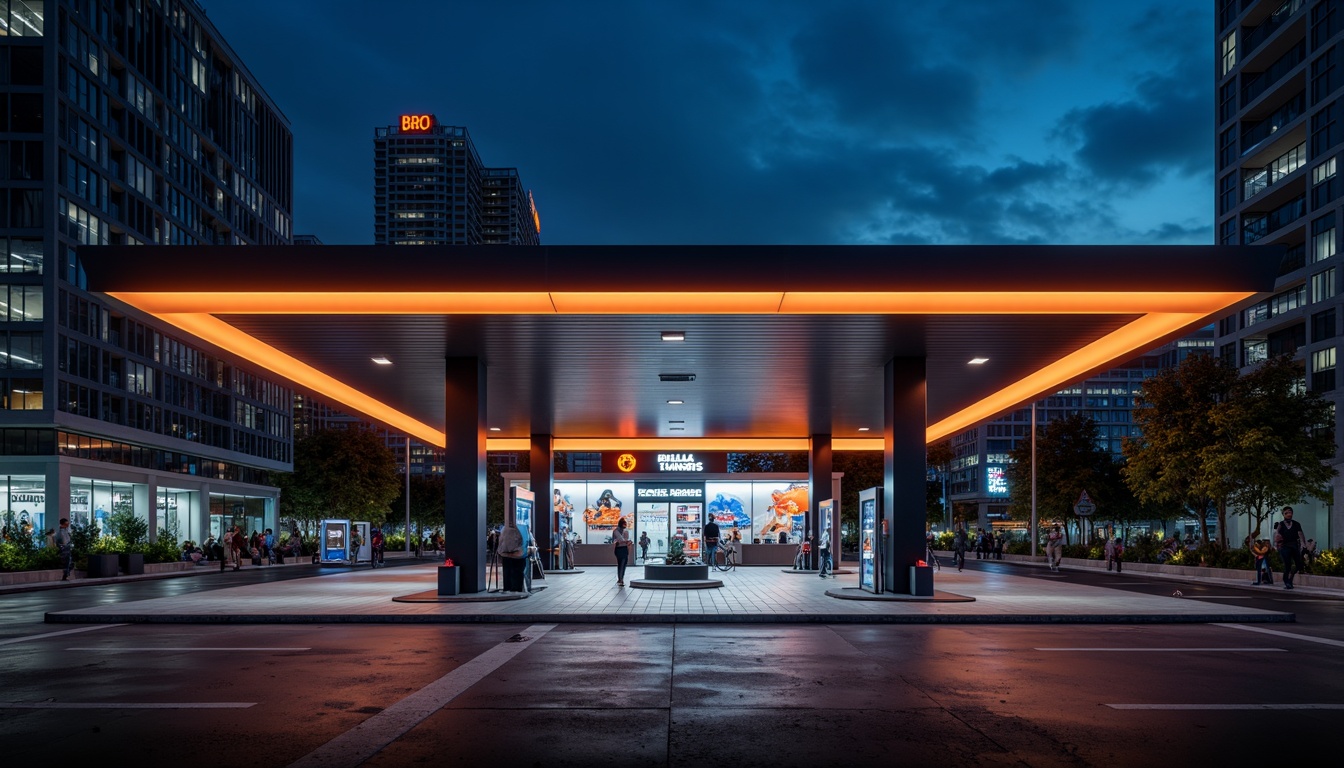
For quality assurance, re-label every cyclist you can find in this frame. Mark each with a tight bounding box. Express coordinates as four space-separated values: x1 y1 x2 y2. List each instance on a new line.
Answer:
370 527 385 568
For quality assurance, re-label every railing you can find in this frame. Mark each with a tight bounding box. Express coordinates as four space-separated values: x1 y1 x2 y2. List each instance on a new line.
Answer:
1241 0 1306 59
1240 40 1306 106
1241 92 1305 157
1243 142 1306 199
1242 194 1305 243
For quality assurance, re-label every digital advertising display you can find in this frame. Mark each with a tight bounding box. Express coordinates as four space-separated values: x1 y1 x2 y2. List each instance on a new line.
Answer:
753 483 808 543
986 465 1009 495
512 486 535 554
580 482 634 544
859 489 879 592
321 519 349 563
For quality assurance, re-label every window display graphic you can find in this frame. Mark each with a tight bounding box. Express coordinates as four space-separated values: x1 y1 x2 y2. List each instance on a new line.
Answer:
754 483 808 541
859 490 879 592
635 503 669 556
582 486 632 543
707 492 752 529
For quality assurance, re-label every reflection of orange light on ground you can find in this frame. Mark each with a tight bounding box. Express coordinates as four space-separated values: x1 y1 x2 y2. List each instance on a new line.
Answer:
112 286 1253 450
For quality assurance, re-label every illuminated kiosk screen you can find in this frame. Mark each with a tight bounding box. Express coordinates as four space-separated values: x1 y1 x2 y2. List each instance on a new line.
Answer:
859 495 877 592
513 489 535 554
322 519 349 562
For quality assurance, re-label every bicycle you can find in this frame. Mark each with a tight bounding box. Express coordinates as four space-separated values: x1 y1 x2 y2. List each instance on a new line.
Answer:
925 542 941 571
712 544 737 572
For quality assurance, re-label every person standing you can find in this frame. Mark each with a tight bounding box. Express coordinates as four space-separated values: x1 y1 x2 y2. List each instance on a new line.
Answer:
55 518 74 581
638 531 650 562
1252 538 1273 585
229 526 245 570
612 517 633 587
702 515 721 569
263 528 275 564
1274 506 1307 590
1110 536 1124 573
952 525 968 571
817 525 832 578
497 521 526 592
1104 535 1117 571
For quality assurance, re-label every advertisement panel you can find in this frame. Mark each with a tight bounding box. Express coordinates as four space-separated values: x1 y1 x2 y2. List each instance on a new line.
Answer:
579 482 634 544
752 482 808 544
705 483 754 541
859 488 880 593
321 519 349 563
513 486 535 554
553 483 586 546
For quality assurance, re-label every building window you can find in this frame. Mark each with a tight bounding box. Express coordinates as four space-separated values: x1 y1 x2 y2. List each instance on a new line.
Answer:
1312 268 1337 302
1312 346 1337 391
1313 213 1337 262
1244 339 1268 367
1313 308 1338 342
1222 31 1237 77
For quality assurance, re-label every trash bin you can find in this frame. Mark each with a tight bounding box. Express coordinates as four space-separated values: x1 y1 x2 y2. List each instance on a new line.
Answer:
910 564 933 596
437 565 460 596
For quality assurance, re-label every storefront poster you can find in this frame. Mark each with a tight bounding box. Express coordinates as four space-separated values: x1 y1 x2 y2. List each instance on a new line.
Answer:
581 482 634 544
753 483 808 543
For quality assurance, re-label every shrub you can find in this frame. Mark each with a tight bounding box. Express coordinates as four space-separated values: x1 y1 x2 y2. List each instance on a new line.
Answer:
1311 548 1344 576
143 531 181 564
0 540 29 571
106 509 148 549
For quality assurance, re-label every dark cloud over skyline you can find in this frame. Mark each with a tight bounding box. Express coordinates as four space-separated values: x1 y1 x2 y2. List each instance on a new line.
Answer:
201 0 1213 246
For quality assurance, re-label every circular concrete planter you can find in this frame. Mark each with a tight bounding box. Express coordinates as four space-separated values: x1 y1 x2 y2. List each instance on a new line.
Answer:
643 563 710 580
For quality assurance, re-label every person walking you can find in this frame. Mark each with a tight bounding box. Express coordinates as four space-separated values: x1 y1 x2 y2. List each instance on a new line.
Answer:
1274 506 1307 590
638 531 650 562
612 517 633 587
817 525 832 578
1045 525 1064 572
952 525 968 571
55 517 74 581
263 528 275 564
1110 536 1124 573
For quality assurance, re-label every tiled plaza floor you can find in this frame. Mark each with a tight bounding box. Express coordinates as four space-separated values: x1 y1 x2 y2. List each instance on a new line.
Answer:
42 560 1303 625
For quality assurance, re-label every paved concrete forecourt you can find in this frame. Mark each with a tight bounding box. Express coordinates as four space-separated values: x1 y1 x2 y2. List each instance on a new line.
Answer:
41 560 1305 625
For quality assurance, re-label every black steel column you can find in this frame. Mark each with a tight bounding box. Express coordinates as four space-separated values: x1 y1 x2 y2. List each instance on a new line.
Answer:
530 434 554 568
808 434 832 571
444 357 487 593
883 357 926 594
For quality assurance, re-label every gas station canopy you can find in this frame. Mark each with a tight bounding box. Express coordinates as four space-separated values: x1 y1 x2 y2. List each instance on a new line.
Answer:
81 244 1281 449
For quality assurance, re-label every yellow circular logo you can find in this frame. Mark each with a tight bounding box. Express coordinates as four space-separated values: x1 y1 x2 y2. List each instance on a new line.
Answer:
616 454 637 472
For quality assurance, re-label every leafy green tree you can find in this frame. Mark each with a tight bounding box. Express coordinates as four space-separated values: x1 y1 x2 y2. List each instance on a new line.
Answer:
834 451 883 550
926 440 953 528
276 428 401 532
388 474 447 541
1204 355 1336 544
1006 413 1113 544
728 452 809 472
1123 353 1236 545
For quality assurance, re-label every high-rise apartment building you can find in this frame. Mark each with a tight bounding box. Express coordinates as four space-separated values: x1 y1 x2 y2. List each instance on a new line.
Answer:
1216 0 1342 545
373 115 540 246
0 0 295 544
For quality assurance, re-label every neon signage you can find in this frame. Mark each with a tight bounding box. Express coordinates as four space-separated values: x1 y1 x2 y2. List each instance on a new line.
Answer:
400 114 435 132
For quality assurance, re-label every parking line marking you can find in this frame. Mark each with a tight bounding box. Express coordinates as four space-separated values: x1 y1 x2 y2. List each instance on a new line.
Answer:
1216 623 1344 648
1037 647 1284 652
0 625 127 646
287 624 557 768
1108 704 1344 710
0 702 255 709
66 647 311 652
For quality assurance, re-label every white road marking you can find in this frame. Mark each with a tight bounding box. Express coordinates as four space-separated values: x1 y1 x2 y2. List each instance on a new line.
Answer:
287 624 557 768
0 702 255 709
1108 704 1344 710
1037 647 1284 652
66 647 311 652
1215 623 1344 648
0 624 127 646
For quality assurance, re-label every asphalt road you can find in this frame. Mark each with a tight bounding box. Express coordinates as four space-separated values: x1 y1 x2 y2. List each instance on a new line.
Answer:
2 559 1342 767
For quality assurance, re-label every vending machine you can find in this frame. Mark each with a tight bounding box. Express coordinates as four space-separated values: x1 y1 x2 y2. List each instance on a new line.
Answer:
858 488 881 593
320 519 349 564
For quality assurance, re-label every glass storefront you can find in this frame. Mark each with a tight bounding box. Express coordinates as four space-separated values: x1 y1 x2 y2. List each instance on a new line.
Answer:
69 477 139 535
4 474 47 539
159 486 201 542
208 493 269 540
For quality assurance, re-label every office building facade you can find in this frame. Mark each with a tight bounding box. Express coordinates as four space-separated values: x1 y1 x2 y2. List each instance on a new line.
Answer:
1216 0 1342 545
0 0 294 544
373 116 540 246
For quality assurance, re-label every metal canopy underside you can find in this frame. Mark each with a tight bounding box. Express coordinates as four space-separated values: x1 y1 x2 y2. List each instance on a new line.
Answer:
79 244 1282 446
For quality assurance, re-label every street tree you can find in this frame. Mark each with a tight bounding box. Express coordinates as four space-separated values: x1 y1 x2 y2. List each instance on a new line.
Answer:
1122 353 1237 544
388 474 447 542
275 428 401 534
926 440 953 528
1007 412 1114 544
1204 354 1336 544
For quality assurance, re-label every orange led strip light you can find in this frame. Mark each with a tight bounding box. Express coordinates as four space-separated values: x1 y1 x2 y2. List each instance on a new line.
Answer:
117 290 1255 449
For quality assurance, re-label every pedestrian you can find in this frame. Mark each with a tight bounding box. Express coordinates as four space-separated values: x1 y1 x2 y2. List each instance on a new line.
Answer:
702 514 721 569
1252 538 1273 585
229 529 245 570
1304 538 1318 572
263 528 275 564
817 525 832 578
1274 506 1307 590
497 521 526 592
638 531 650 561
1110 536 1124 573
371 527 385 567
952 524 968 571
55 517 74 581
349 527 364 566
612 517 632 587
1045 525 1064 571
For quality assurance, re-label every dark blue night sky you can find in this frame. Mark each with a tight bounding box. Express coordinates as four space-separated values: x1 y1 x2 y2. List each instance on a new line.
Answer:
200 1 1212 247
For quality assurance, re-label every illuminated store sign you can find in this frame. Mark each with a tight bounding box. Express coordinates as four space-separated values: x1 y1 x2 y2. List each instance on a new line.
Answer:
603 451 727 474
400 114 435 132
636 486 704 499
986 465 1008 495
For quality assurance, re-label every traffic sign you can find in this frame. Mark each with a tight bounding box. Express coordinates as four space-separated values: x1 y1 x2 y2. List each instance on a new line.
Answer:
1074 489 1096 517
